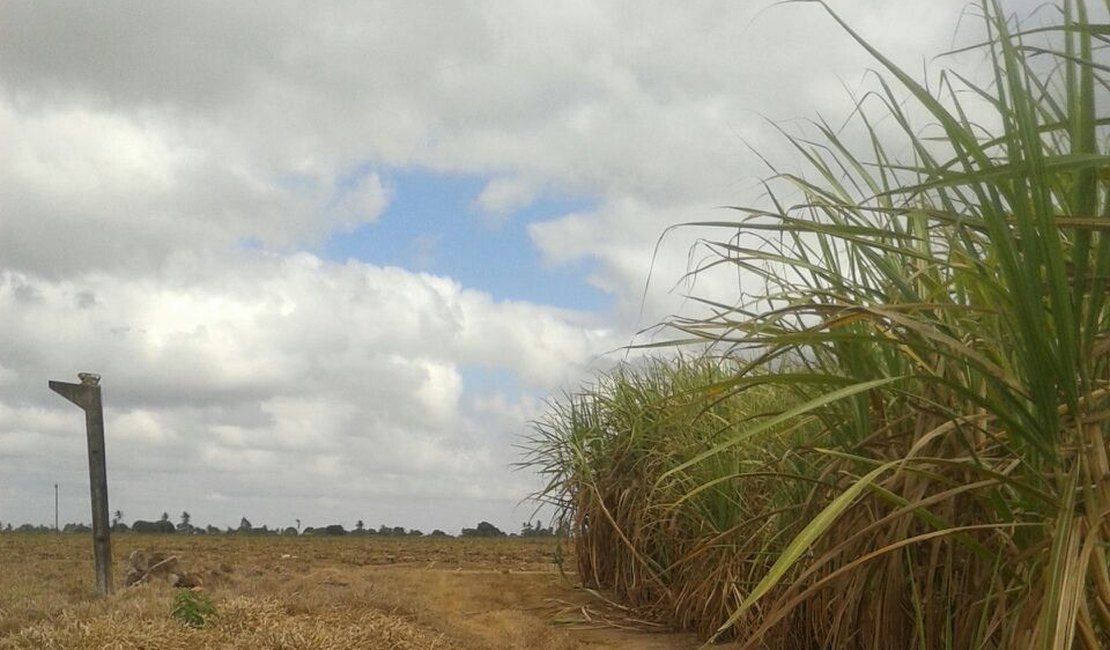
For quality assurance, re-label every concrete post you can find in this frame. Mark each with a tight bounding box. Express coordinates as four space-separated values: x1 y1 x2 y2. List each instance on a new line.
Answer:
49 372 113 596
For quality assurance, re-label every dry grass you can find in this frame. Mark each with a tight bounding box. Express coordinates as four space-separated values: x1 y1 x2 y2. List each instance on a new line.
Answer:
0 533 702 650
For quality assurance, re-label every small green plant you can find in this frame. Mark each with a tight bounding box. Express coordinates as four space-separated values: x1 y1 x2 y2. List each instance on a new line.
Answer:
170 588 216 628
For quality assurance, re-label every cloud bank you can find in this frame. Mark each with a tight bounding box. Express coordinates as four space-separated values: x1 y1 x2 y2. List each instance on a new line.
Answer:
1 1 986 532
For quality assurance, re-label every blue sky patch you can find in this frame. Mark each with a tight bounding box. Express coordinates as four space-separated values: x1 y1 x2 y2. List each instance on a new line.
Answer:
324 169 609 313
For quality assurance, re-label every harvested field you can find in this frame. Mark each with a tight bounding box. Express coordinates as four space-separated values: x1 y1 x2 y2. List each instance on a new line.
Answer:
0 533 705 649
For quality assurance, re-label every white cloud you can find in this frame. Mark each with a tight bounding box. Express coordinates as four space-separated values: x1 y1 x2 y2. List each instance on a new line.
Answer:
473 177 539 221
0 0 1033 532
0 253 617 531
329 172 390 231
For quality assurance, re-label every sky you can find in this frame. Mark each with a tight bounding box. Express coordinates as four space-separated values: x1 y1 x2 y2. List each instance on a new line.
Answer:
1 0 1023 534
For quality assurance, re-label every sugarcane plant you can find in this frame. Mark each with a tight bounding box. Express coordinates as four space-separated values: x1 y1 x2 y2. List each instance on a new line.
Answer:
667 0 1110 647
526 1 1109 648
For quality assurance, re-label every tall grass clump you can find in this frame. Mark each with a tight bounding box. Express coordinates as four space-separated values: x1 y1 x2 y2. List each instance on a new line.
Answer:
523 356 821 637
527 1 1109 648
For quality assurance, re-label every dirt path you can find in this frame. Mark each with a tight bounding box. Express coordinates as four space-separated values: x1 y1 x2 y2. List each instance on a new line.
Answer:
367 565 705 649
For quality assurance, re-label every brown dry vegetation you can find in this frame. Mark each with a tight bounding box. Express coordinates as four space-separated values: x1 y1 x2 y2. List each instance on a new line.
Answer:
0 533 704 649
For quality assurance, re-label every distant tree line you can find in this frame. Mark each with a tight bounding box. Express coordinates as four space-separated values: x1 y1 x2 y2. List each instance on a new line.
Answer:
0 513 557 538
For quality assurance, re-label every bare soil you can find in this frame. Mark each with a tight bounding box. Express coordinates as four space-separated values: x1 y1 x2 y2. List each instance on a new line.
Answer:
0 533 706 649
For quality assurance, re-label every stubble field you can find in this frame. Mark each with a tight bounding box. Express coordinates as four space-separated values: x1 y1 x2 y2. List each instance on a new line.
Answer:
0 533 703 649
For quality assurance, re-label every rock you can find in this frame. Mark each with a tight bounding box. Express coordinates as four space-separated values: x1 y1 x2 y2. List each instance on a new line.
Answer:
123 549 188 587
147 553 178 577
123 567 145 586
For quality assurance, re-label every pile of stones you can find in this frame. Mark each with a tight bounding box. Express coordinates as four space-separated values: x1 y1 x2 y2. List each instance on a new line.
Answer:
123 550 204 589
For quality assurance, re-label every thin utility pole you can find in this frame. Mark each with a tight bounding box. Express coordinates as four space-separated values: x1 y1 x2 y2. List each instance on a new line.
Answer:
49 372 113 596
54 483 59 532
